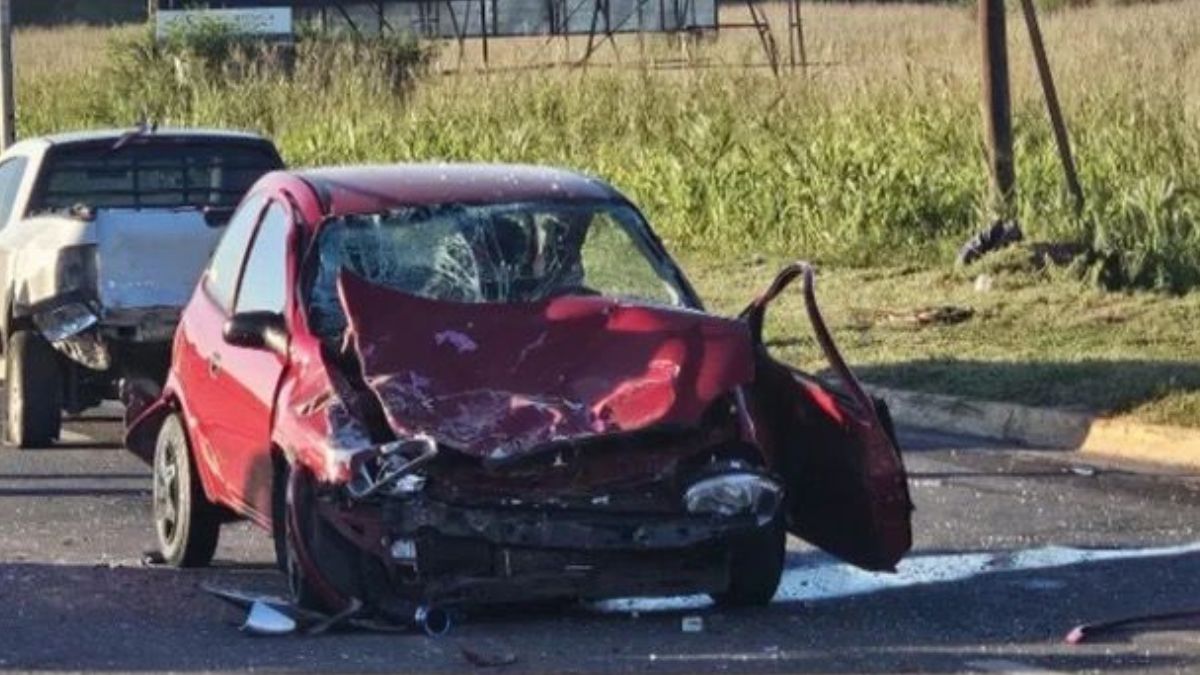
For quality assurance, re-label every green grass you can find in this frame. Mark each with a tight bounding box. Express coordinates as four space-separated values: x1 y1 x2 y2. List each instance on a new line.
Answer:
9 4 1200 425
12 2 1200 290
683 250 1200 426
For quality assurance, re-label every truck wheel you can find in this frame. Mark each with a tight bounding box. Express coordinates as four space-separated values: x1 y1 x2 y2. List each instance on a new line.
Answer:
153 413 220 567
4 330 63 448
711 519 786 608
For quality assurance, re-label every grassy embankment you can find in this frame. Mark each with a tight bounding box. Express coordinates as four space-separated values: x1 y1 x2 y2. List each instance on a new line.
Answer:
11 3 1200 425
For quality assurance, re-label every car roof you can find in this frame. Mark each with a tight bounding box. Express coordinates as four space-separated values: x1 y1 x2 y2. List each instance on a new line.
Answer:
294 164 624 218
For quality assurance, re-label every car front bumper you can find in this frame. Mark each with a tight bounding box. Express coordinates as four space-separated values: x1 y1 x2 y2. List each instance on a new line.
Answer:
313 492 775 607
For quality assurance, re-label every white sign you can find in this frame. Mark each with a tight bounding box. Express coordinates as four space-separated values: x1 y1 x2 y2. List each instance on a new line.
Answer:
156 8 293 40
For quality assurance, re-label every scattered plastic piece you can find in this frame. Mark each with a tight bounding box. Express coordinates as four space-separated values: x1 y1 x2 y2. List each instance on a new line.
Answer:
681 615 704 633
242 601 297 636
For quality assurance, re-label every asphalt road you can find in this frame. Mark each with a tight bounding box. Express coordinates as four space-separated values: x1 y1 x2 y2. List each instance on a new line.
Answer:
1 407 1199 672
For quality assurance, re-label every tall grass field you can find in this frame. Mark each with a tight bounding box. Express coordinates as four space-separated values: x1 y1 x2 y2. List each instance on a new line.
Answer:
13 2 1200 290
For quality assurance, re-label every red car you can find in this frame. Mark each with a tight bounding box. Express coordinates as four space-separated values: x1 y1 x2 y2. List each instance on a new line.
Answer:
126 165 912 624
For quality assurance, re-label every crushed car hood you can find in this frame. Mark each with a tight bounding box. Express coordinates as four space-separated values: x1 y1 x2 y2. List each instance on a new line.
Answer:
339 272 754 460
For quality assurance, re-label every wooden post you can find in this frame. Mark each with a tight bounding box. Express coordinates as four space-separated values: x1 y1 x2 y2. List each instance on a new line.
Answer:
1019 0 1083 215
479 0 489 66
979 0 1015 210
0 0 13 151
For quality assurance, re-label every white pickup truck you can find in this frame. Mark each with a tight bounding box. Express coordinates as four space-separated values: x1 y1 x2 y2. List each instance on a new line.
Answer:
0 128 283 447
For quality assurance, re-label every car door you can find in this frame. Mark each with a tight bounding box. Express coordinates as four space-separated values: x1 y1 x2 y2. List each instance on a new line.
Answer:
200 200 294 523
741 263 913 572
175 194 267 509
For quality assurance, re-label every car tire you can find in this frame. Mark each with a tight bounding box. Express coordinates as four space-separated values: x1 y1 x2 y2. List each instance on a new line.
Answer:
153 413 220 567
271 457 289 574
711 518 786 608
283 464 363 613
4 330 63 448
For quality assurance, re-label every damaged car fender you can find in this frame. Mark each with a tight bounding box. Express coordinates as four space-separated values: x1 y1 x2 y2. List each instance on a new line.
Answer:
0 215 98 337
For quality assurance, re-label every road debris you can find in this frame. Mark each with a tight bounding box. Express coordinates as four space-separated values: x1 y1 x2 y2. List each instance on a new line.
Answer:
681 615 705 633
1065 608 1200 644
459 641 519 667
242 601 297 636
202 585 396 637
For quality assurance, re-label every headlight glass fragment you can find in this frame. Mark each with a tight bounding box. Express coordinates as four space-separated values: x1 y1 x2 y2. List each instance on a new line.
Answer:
33 302 99 343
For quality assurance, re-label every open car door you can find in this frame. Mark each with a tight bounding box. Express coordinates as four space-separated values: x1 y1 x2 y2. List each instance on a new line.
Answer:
741 264 913 571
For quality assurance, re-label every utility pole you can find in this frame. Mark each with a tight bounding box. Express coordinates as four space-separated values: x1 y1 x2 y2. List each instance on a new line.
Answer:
979 0 1015 211
1019 0 1083 215
0 0 14 150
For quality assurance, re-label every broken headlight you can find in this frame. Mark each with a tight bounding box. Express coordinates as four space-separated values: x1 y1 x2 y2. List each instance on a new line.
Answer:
33 301 99 343
346 435 438 499
684 472 782 526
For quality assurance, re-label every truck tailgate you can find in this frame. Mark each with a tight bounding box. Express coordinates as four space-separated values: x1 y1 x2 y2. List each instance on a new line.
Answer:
94 209 222 312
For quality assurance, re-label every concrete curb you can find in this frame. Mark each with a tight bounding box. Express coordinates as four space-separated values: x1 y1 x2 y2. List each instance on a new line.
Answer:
868 384 1200 470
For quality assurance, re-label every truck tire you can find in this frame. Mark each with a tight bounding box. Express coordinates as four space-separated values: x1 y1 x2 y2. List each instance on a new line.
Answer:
4 330 63 448
711 518 786 608
153 413 220 567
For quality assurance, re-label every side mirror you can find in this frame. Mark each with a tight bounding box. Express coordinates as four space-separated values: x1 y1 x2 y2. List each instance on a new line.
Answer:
223 311 288 355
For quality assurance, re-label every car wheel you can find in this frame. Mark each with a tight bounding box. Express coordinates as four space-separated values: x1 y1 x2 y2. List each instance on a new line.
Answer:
283 464 362 613
711 519 786 608
271 457 289 574
153 413 220 567
4 330 63 448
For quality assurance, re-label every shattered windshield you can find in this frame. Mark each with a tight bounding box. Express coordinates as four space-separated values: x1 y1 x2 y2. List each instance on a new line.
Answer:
306 200 685 339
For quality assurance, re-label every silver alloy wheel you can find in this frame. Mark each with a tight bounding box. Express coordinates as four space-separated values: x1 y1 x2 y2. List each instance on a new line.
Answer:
153 436 180 547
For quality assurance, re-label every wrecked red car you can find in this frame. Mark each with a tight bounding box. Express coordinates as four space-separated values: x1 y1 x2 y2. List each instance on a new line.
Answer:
126 164 912 625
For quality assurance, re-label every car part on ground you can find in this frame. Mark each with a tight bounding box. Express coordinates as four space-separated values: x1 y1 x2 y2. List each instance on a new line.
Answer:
204 584 449 637
125 164 913 626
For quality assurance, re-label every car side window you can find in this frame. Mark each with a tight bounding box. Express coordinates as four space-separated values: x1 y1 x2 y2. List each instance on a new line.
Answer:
234 202 290 315
205 194 267 312
0 157 28 228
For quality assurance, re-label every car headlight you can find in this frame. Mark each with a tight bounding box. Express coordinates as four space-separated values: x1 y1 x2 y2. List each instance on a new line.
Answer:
684 472 782 526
